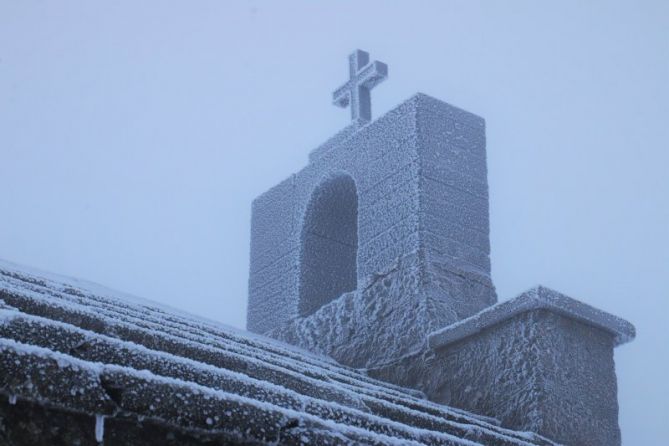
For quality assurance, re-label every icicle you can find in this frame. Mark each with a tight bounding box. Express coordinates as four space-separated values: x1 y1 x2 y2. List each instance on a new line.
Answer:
8 394 17 405
95 414 105 443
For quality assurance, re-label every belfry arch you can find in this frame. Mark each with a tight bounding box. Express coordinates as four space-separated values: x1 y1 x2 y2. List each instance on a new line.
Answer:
298 174 358 317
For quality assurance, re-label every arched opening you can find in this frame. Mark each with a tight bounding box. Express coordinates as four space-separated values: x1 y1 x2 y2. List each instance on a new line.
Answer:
299 174 358 317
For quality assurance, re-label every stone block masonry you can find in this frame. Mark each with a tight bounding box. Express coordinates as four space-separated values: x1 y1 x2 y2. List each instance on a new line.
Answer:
247 51 635 445
368 286 635 446
248 93 496 365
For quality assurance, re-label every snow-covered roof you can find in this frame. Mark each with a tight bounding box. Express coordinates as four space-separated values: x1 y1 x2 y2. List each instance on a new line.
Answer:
0 259 558 445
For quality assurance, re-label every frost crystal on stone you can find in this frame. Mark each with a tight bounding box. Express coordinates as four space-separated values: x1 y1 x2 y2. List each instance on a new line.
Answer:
0 50 636 446
332 49 388 124
247 53 635 446
248 93 496 367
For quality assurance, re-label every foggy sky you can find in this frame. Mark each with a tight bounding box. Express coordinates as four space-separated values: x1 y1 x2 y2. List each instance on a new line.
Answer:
1 1 667 443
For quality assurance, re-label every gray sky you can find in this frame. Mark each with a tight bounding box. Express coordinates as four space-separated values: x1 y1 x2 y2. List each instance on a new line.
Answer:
1 1 667 443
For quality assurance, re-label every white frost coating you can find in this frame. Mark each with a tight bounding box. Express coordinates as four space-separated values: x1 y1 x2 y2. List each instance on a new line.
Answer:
0 334 550 445
0 261 370 378
8 394 17 405
95 414 104 442
249 91 495 350
332 49 388 124
0 260 558 445
1 337 471 445
0 271 422 402
428 285 636 349
5 310 503 435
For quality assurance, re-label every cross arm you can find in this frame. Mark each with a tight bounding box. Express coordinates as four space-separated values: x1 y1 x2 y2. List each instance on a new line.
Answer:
332 82 352 108
358 61 388 89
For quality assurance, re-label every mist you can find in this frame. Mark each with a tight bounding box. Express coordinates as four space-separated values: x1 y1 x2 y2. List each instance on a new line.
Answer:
1 1 667 443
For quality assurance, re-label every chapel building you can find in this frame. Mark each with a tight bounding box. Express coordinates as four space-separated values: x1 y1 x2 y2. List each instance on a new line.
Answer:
0 50 634 446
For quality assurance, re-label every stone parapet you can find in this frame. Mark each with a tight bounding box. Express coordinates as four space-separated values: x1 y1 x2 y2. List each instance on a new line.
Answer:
249 93 496 339
428 286 635 348
369 286 635 446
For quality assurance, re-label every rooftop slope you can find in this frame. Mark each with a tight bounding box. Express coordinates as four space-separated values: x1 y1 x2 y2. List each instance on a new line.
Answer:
0 260 557 446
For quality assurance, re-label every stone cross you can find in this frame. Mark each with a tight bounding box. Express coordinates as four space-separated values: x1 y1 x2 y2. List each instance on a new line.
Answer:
333 49 388 124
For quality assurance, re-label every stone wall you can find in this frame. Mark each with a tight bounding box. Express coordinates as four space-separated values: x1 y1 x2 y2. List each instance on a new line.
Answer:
270 251 449 369
367 287 635 446
249 94 496 354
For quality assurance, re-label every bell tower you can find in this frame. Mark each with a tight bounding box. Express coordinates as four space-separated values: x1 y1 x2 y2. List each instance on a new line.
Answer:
247 50 496 368
247 49 635 446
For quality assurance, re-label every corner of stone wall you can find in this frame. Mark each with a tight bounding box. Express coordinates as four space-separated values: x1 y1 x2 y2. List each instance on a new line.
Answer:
368 287 635 446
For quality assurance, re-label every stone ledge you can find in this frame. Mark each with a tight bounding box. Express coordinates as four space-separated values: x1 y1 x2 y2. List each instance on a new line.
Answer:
308 92 485 163
309 123 359 162
428 285 636 349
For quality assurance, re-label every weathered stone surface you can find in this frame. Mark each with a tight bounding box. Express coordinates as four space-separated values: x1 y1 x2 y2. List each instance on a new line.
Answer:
247 82 636 445
428 286 635 348
369 287 635 446
0 260 558 446
271 252 450 369
332 50 388 125
0 59 637 445
249 93 496 370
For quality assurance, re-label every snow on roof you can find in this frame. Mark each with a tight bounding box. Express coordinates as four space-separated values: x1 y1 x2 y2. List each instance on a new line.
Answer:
0 259 558 445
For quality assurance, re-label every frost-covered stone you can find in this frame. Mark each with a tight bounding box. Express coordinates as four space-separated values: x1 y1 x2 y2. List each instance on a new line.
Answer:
332 49 388 125
248 92 496 366
247 52 635 445
369 287 634 446
428 286 635 348
0 51 636 446
0 259 556 445
272 252 456 368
